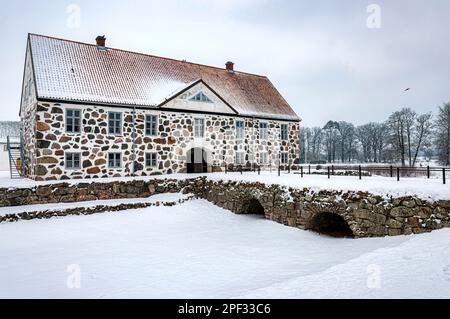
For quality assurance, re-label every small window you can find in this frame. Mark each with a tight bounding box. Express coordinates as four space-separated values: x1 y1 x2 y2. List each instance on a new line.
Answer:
281 152 288 165
194 118 205 138
66 109 81 133
145 153 158 168
259 153 268 165
145 115 158 136
108 153 122 168
236 152 245 165
281 124 288 140
65 152 81 169
259 122 268 140
108 112 122 135
236 120 245 139
189 91 213 103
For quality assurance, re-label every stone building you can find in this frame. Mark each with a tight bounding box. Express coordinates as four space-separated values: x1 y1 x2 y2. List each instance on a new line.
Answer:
19 34 300 181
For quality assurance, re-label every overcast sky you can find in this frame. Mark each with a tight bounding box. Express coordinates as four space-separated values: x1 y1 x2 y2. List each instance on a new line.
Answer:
0 0 449 126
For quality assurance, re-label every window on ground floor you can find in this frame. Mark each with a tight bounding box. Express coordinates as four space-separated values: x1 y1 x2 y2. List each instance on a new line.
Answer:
236 152 245 165
145 152 158 168
65 152 81 169
281 152 288 165
259 152 268 165
108 152 122 168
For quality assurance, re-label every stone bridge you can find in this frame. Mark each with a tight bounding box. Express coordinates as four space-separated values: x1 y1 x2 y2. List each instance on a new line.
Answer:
1 177 449 238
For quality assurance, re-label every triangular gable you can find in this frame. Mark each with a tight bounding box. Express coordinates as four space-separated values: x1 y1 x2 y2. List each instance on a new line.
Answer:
157 79 238 115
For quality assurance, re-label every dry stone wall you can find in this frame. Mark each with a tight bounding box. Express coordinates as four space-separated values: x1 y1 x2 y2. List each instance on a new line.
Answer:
1 177 449 238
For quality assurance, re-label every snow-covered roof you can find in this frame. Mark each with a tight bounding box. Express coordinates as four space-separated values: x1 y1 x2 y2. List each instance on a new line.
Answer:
29 34 300 121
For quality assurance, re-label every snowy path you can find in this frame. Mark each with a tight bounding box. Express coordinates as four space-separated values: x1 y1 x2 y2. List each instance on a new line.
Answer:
1 198 449 298
0 192 188 216
0 171 448 201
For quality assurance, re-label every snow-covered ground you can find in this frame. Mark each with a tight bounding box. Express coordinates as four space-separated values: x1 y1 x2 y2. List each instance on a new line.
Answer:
1 197 450 299
0 170 448 201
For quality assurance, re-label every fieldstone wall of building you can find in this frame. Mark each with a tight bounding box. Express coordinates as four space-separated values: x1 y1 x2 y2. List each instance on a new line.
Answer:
1 177 449 238
26 101 300 181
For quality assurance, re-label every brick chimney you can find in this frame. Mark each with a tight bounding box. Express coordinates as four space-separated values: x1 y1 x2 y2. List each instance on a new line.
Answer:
225 61 234 73
95 35 106 48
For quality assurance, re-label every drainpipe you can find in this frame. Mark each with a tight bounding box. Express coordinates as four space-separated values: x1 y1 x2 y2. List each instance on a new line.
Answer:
131 106 137 176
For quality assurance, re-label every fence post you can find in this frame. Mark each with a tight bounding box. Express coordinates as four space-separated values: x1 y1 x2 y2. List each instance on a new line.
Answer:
427 166 430 179
390 165 393 178
327 166 330 179
301 166 303 178
225 164 227 174
443 168 446 185
359 165 362 180
258 166 260 175
308 165 311 174
332 165 334 175
278 165 281 176
397 167 400 181
288 162 291 174
240 166 242 175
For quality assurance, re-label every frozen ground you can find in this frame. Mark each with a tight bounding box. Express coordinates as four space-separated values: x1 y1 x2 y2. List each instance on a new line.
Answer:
0 170 448 201
1 197 450 299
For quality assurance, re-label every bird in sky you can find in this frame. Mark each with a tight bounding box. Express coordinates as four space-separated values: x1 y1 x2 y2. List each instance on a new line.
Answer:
404 88 411 91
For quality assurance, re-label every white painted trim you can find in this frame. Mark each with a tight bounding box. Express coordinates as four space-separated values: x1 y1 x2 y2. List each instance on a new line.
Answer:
64 107 83 135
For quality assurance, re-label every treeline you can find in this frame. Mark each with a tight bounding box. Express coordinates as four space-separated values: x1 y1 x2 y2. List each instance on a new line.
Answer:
300 103 450 166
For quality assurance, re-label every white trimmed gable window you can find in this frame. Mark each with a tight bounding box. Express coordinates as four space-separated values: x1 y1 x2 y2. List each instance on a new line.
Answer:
189 91 213 103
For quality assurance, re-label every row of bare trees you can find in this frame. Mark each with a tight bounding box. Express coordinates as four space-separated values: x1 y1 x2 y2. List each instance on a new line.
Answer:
300 103 450 166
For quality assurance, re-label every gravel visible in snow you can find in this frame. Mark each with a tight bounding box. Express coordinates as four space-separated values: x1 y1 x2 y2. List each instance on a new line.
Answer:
1 199 449 298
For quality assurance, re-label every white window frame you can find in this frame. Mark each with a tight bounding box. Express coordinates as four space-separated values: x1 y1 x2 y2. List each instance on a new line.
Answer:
145 152 158 168
235 152 245 165
281 152 289 165
145 114 158 136
108 111 122 135
281 123 288 141
108 152 122 168
194 118 205 138
259 152 268 165
259 122 268 140
189 91 213 103
236 120 245 140
65 152 81 170
65 108 82 134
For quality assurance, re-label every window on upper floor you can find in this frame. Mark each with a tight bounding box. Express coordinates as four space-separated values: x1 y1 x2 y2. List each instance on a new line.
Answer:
194 118 205 138
66 109 81 133
236 120 245 139
108 112 122 135
189 91 213 103
259 122 268 140
145 115 158 136
281 124 288 140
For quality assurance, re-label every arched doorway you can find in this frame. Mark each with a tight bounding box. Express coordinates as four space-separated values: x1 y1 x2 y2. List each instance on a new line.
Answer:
186 148 208 173
308 212 354 238
241 197 265 216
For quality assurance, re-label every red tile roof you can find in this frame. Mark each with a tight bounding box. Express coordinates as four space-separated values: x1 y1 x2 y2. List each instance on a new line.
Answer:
29 34 299 121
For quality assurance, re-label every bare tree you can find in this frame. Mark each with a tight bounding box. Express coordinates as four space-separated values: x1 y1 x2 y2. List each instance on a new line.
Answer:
411 113 433 166
435 103 450 166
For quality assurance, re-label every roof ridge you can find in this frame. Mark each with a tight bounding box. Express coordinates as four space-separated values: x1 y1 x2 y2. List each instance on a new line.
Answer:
28 33 268 79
